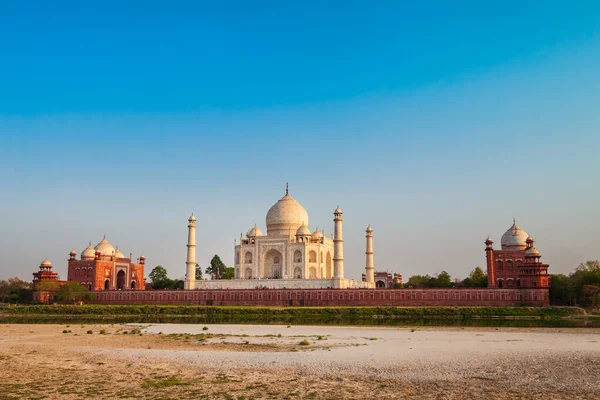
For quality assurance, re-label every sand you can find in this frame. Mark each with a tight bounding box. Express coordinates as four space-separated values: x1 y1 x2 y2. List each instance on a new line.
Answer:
0 323 598 399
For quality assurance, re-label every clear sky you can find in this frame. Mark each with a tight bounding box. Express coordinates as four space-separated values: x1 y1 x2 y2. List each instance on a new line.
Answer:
1 1 599 282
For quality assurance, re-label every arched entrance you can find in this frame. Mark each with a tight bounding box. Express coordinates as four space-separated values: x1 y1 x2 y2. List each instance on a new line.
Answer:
262 249 283 278
376 280 386 288
104 279 110 290
245 267 252 279
117 270 126 290
293 267 302 279
131 281 136 289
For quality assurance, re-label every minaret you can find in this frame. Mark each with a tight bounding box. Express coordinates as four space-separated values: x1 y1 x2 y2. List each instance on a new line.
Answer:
184 214 197 290
333 206 344 279
485 235 495 288
365 225 375 284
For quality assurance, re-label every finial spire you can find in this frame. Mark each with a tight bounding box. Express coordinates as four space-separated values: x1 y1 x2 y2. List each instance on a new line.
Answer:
286 182 289 195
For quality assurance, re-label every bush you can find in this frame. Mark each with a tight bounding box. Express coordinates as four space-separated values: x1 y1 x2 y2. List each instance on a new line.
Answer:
298 340 310 346
100 329 106 335
202 326 208 331
87 330 93 334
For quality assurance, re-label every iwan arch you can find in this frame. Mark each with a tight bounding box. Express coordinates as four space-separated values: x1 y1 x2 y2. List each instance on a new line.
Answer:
184 185 374 290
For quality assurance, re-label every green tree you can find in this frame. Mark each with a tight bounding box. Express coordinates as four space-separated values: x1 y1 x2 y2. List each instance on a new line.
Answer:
549 274 576 306
54 282 87 304
435 271 453 288
222 267 235 280
206 255 227 280
195 263 203 280
36 281 60 292
149 265 172 289
462 267 488 288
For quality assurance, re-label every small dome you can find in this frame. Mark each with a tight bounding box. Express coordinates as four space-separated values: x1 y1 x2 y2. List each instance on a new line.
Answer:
500 220 529 250
114 245 125 258
247 225 263 238
485 235 493 244
81 244 96 260
366 225 373 233
311 229 323 241
334 206 343 214
94 236 115 256
189 214 196 222
296 224 311 236
140 254 145 259
526 247 541 256
40 259 52 267
69 249 77 255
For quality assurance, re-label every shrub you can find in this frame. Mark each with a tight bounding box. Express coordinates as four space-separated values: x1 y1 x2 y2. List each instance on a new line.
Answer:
202 326 209 331
100 329 106 335
298 340 310 346
87 330 93 334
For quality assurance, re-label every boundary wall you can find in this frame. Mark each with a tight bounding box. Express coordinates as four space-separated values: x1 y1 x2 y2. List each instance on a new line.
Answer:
90 288 550 307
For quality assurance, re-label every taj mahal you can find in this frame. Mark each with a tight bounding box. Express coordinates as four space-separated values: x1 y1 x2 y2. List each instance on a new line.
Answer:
184 185 375 290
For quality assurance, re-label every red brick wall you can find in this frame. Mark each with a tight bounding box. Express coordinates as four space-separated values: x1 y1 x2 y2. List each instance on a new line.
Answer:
90 288 549 307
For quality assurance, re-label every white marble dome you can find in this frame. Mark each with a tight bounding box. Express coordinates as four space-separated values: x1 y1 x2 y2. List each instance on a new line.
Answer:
266 192 309 236
247 225 264 238
311 229 323 241
94 236 115 256
296 224 311 236
114 246 125 258
500 220 529 250
81 244 96 260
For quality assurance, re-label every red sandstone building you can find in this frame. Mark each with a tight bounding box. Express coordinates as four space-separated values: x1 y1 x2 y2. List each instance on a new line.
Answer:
485 220 549 289
362 271 403 288
67 236 146 291
32 259 67 303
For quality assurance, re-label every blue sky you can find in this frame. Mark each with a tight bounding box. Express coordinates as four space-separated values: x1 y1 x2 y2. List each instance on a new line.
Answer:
1 1 599 281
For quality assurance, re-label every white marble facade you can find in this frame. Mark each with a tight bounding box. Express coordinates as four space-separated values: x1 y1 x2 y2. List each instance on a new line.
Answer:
234 187 335 280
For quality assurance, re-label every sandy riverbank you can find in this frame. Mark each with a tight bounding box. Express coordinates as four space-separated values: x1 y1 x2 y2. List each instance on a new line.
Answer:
0 324 598 399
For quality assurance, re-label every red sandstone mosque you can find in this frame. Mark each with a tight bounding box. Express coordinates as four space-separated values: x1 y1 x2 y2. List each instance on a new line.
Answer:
32 236 146 297
485 220 549 289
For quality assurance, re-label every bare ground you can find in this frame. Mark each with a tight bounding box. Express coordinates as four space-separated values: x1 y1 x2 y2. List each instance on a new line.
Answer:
0 324 599 399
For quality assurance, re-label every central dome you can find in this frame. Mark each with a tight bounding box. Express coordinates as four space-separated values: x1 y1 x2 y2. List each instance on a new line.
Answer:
266 190 309 236
501 220 529 250
94 236 116 256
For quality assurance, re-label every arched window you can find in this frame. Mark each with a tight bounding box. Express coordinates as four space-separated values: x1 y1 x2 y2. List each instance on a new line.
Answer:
104 279 110 290
309 267 317 279
294 250 302 263
506 260 514 272
498 279 503 288
294 267 302 279
496 260 504 272
244 252 252 264
273 256 280 264
245 267 252 279
309 250 317 263
131 281 136 289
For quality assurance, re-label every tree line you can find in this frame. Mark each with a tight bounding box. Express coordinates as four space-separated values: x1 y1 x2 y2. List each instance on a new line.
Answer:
400 267 488 289
148 254 234 289
549 260 600 307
